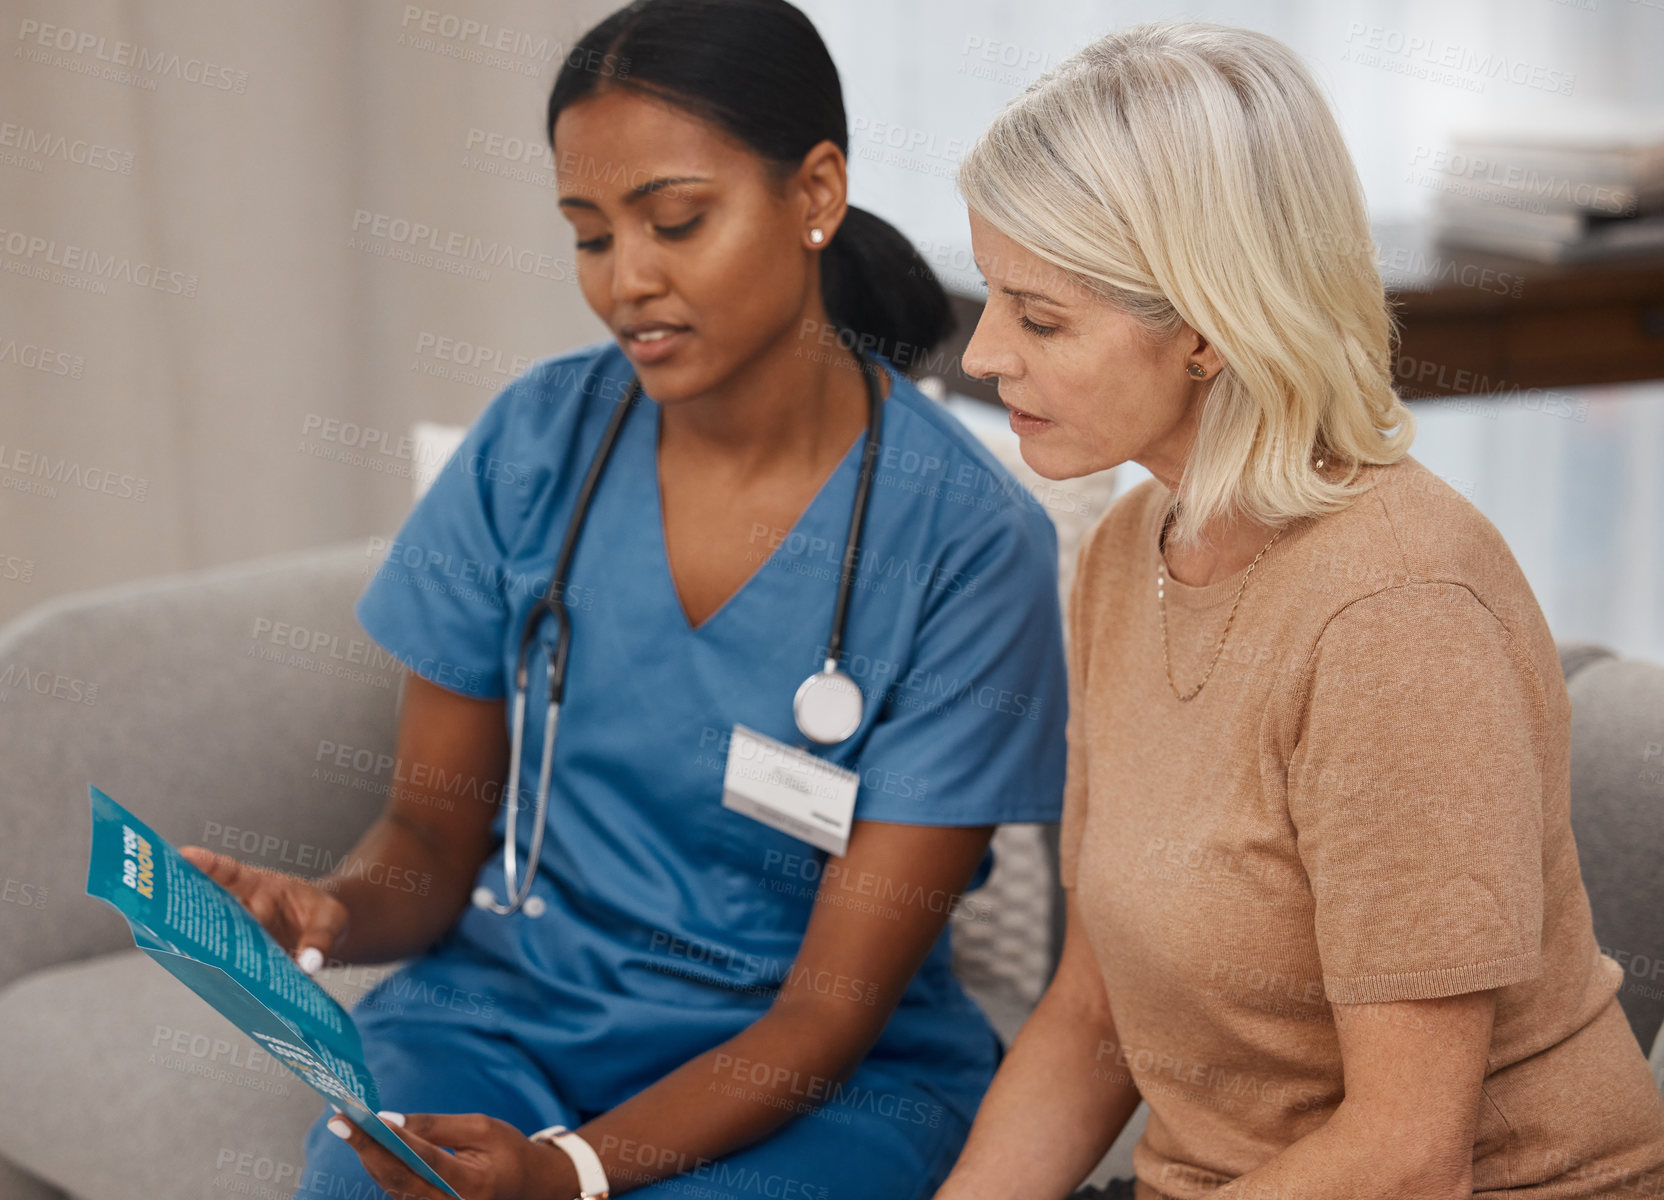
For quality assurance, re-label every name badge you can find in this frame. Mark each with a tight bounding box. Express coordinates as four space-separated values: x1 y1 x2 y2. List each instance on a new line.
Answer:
721 724 858 856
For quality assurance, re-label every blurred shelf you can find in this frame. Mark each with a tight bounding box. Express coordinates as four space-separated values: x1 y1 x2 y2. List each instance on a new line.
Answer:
1379 220 1664 398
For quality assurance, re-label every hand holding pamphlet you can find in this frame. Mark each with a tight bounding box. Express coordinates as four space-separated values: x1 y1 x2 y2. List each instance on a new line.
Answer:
83 784 462 1198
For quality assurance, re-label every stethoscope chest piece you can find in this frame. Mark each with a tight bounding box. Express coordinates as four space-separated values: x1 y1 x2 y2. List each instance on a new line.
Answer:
793 665 864 745
473 885 546 918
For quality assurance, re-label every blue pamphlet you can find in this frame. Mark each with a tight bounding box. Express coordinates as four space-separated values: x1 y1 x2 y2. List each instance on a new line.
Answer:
84 784 462 1198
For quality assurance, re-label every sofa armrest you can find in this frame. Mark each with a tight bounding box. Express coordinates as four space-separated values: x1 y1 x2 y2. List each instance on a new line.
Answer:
0 540 400 993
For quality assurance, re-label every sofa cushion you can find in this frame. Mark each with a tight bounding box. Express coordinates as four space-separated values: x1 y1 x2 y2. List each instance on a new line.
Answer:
0 951 372 1200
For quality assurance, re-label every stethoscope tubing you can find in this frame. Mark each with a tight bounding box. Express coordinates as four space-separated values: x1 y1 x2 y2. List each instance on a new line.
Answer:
482 353 884 916
825 364 882 671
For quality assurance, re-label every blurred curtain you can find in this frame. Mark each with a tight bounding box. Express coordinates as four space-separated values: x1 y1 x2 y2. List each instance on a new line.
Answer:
0 0 617 626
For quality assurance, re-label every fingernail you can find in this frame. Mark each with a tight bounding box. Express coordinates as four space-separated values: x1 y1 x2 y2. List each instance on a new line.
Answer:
377 1111 405 1127
327 1117 351 1140
297 947 324 975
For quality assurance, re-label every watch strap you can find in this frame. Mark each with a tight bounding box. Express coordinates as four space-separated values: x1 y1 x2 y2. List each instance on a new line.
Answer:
529 1124 609 1199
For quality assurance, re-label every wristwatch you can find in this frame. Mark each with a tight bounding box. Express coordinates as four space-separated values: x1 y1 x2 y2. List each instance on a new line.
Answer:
529 1124 610 1199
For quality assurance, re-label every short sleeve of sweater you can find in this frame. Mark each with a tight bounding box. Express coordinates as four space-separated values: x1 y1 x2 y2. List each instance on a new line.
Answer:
1288 582 1547 1004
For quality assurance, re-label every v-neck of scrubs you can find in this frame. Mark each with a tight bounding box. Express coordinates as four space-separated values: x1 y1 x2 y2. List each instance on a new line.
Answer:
646 396 871 636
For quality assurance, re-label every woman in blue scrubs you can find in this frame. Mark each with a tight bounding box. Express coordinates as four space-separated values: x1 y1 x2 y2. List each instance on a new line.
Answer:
183 1 1066 1197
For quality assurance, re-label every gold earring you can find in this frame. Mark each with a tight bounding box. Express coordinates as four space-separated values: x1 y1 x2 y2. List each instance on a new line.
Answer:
809 228 825 245
1187 363 1206 379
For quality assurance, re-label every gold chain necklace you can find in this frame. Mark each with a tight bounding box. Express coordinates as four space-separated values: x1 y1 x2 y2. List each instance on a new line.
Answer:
1156 511 1282 702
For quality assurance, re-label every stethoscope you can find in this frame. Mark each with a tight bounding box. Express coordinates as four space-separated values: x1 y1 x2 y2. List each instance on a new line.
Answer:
472 353 886 917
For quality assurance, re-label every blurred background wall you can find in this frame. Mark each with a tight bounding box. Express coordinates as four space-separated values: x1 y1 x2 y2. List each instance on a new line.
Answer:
3 0 1661 661
1 0 618 620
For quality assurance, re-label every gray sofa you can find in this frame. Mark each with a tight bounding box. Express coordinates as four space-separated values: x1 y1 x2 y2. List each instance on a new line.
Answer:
0 540 1075 1199
0 542 1659 1199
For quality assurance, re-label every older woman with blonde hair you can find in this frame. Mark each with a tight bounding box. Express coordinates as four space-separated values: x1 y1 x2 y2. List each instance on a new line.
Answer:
933 21 1664 1200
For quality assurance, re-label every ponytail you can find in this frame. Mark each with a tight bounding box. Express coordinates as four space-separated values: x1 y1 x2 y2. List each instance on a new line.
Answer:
547 0 954 366
820 206 953 368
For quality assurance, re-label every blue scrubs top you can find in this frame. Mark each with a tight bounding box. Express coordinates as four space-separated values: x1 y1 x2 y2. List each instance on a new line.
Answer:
352 339 1066 1134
